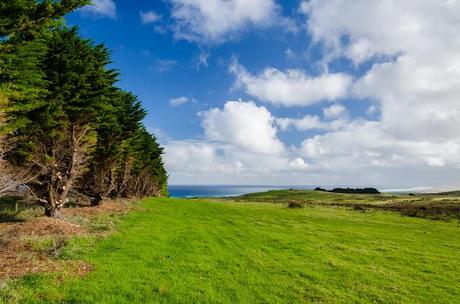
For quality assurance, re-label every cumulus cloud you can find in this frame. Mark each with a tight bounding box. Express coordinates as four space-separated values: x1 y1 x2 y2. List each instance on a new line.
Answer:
276 114 347 132
292 0 460 186
164 141 243 175
323 104 347 120
165 1 460 187
300 121 460 171
200 101 284 154
169 0 286 43
163 100 319 183
164 140 312 184
80 0 116 19
276 115 323 131
169 97 190 107
230 60 352 106
140 11 161 24
289 158 309 170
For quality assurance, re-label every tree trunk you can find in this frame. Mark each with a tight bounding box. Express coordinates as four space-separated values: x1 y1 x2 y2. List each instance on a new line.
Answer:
45 206 57 217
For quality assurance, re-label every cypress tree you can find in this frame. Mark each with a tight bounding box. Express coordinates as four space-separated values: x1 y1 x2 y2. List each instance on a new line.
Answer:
9 27 116 216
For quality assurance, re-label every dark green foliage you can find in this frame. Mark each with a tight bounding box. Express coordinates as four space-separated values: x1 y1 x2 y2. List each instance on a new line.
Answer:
314 187 327 192
1 3 168 215
314 187 380 194
330 187 381 194
0 0 89 133
81 90 168 200
124 127 168 197
0 0 89 38
0 33 48 134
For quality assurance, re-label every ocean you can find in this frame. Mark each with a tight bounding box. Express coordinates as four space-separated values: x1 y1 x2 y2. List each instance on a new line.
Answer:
168 185 315 198
167 185 438 198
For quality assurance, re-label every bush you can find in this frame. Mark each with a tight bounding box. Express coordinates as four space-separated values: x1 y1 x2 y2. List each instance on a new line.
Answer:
287 201 304 208
330 187 381 194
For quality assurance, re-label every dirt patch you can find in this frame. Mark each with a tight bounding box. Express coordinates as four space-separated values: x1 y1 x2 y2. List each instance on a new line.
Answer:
0 239 92 279
3 217 87 237
0 199 136 281
0 204 122 280
0 223 12 233
0 240 59 279
0 218 87 280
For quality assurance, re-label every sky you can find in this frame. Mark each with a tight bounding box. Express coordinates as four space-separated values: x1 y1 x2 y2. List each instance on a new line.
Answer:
67 0 460 188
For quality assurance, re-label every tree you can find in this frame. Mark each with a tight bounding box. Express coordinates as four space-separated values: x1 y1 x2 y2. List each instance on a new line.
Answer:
1 2 168 214
9 27 116 216
0 0 90 131
0 0 89 38
1 0 89 199
80 92 168 201
80 90 147 201
115 128 168 198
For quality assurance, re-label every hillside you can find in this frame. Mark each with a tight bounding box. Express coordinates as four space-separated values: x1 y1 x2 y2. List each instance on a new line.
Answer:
2 197 459 303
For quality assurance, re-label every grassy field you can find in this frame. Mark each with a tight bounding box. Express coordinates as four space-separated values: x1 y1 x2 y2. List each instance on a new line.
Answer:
233 190 460 220
2 196 460 303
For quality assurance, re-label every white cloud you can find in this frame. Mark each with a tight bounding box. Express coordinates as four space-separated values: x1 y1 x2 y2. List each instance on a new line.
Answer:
366 105 378 116
276 115 323 131
300 121 460 171
164 140 312 184
164 141 243 175
323 104 347 120
169 0 284 43
164 1 460 187
200 101 284 154
230 60 352 107
276 114 347 132
140 11 161 24
169 97 190 107
80 0 116 19
289 158 309 170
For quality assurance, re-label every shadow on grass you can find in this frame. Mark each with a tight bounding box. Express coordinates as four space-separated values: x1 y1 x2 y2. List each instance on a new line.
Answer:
0 212 25 223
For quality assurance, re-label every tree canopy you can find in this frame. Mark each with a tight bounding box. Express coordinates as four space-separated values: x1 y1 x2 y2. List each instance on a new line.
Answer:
0 1 168 216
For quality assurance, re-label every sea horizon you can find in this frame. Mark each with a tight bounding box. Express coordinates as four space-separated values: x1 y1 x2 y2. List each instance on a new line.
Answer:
167 184 455 198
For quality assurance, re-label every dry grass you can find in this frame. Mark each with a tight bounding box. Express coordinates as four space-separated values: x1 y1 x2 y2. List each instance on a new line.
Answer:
0 199 135 281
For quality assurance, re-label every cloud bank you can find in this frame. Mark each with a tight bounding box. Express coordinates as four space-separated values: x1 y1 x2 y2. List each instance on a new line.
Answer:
230 60 352 107
169 0 285 43
164 0 460 188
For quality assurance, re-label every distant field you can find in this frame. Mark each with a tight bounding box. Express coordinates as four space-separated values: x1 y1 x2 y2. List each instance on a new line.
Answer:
232 190 460 220
2 196 459 303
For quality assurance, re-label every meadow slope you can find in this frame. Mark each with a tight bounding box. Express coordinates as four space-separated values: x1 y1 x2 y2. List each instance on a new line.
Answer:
2 197 460 303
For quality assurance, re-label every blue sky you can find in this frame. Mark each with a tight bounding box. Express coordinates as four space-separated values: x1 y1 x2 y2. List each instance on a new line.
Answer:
67 0 460 189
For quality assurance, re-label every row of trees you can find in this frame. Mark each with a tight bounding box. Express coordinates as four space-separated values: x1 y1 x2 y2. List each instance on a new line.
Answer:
0 0 168 217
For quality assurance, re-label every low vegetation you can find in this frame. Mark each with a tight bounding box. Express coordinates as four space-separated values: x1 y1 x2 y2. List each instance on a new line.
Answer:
1 197 459 303
315 187 381 194
234 189 460 220
0 199 133 282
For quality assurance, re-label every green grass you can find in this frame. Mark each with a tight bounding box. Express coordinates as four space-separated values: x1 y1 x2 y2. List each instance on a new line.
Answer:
233 189 408 204
2 197 460 303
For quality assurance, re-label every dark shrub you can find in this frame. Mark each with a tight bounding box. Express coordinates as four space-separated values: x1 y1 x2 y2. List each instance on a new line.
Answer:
287 201 304 208
314 187 327 192
330 188 381 194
